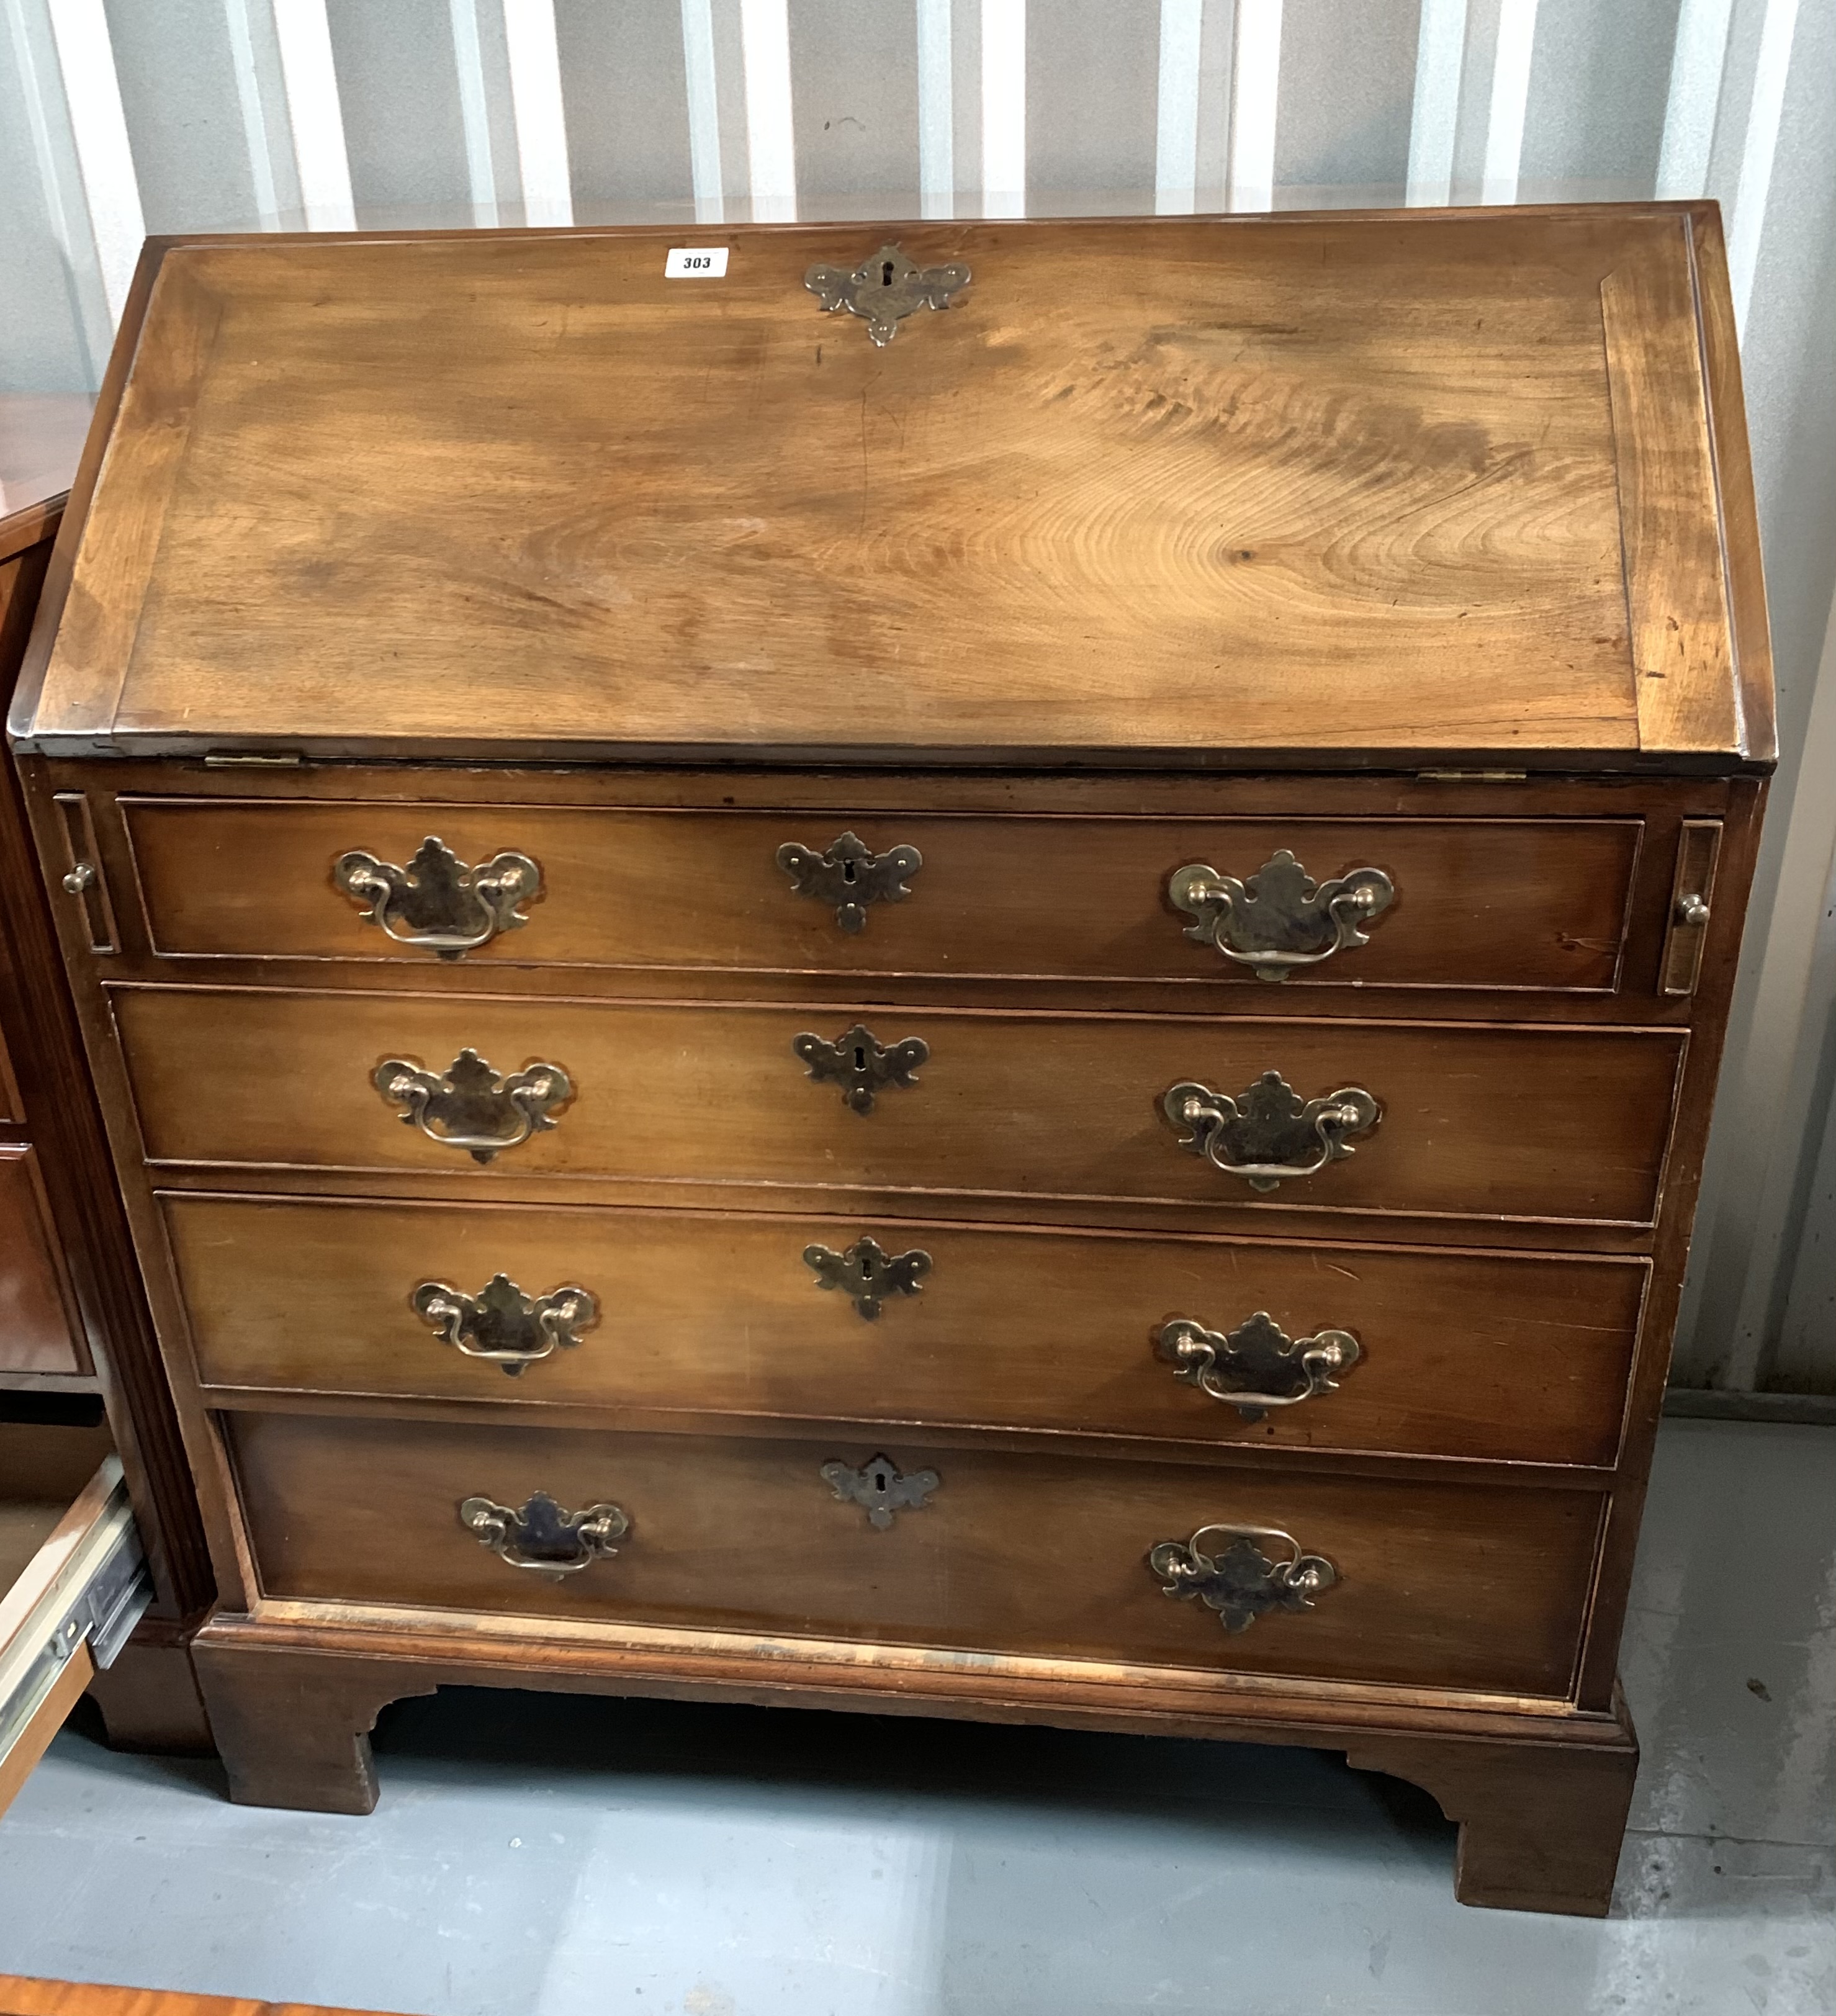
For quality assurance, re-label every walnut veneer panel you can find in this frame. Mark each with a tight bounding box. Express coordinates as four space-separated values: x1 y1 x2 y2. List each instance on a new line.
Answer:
18 210 1760 764
124 800 1642 994
115 989 1685 1230
167 1195 1646 1465
230 1411 1601 1698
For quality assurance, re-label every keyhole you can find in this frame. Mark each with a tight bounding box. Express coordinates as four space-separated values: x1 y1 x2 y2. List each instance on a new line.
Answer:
853 1045 867 1072
881 261 896 287
860 1253 875 1282
875 1470 888 1493
842 858 858 883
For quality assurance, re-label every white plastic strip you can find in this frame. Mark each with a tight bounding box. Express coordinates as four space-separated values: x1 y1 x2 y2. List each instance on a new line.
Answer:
503 0 572 227
1406 0 1466 206
271 0 354 230
917 0 953 218
222 0 281 224
1480 0 1537 205
1727 0 1800 328
1227 0 1280 213
680 0 724 223
449 0 498 218
1154 0 1203 215
739 0 796 222
44 0 143 319
1657 0 1737 197
981 0 1025 217
2 0 109 380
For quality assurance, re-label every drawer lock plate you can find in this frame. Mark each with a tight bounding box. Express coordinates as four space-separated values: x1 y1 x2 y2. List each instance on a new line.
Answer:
804 243 971 346
776 830 922 934
804 1237 932 1320
821 1454 938 1529
793 1023 929 1115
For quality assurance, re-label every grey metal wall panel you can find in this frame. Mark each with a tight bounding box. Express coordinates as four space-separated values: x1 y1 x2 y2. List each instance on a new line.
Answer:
949 0 979 207
1519 0 1683 197
1272 0 1420 198
1193 0 1235 210
557 0 695 212
101 0 258 233
0 0 109 389
710 0 751 216
1673 0 1836 1392
790 0 919 209
326 0 469 218
1025 0 1158 203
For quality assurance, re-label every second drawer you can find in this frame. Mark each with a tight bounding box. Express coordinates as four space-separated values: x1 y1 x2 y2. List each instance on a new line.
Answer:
169 1195 1645 1465
116 989 1686 1230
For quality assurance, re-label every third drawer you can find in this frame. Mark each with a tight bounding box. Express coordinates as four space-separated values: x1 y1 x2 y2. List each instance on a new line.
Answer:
168 1195 1647 1466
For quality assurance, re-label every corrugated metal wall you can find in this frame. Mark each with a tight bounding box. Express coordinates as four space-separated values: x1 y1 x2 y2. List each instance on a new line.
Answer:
3 0 1834 1390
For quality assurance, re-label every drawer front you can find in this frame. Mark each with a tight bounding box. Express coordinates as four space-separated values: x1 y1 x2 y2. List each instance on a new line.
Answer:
124 800 1641 992
230 1411 1601 1698
171 1195 1645 1465
0 1148 85 1375
118 988 1685 1229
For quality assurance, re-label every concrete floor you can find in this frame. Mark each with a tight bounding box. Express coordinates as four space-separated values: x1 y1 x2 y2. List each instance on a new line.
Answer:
0 1419 1830 2016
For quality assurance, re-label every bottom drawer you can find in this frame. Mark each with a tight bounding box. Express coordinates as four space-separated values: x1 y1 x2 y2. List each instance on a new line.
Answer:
230 1413 1603 1699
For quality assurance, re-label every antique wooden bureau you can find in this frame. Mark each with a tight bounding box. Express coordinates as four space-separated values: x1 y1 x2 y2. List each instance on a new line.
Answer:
8 205 1771 1913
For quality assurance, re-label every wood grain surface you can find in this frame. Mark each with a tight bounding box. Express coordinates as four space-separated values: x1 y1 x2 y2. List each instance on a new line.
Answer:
228 1409 1601 1697
112 988 1686 1229
122 798 1642 993
17 209 1764 767
166 1193 1647 1467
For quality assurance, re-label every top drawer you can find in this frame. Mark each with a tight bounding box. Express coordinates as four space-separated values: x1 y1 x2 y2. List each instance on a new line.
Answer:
120 800 1640 993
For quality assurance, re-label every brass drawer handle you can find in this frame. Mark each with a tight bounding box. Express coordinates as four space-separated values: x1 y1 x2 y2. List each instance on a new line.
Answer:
1169 850 1393 980
413 1273 596 1375
1158 1312 1361 1421
1163 1069 1379 1192
821 1454 938 1528
776 830 922 934
459 1491 628 1572
374 1047 572 1163
793 1022 929 1114
334 836 542 959
1148 1524 1338 1634
804 1237 932 1319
